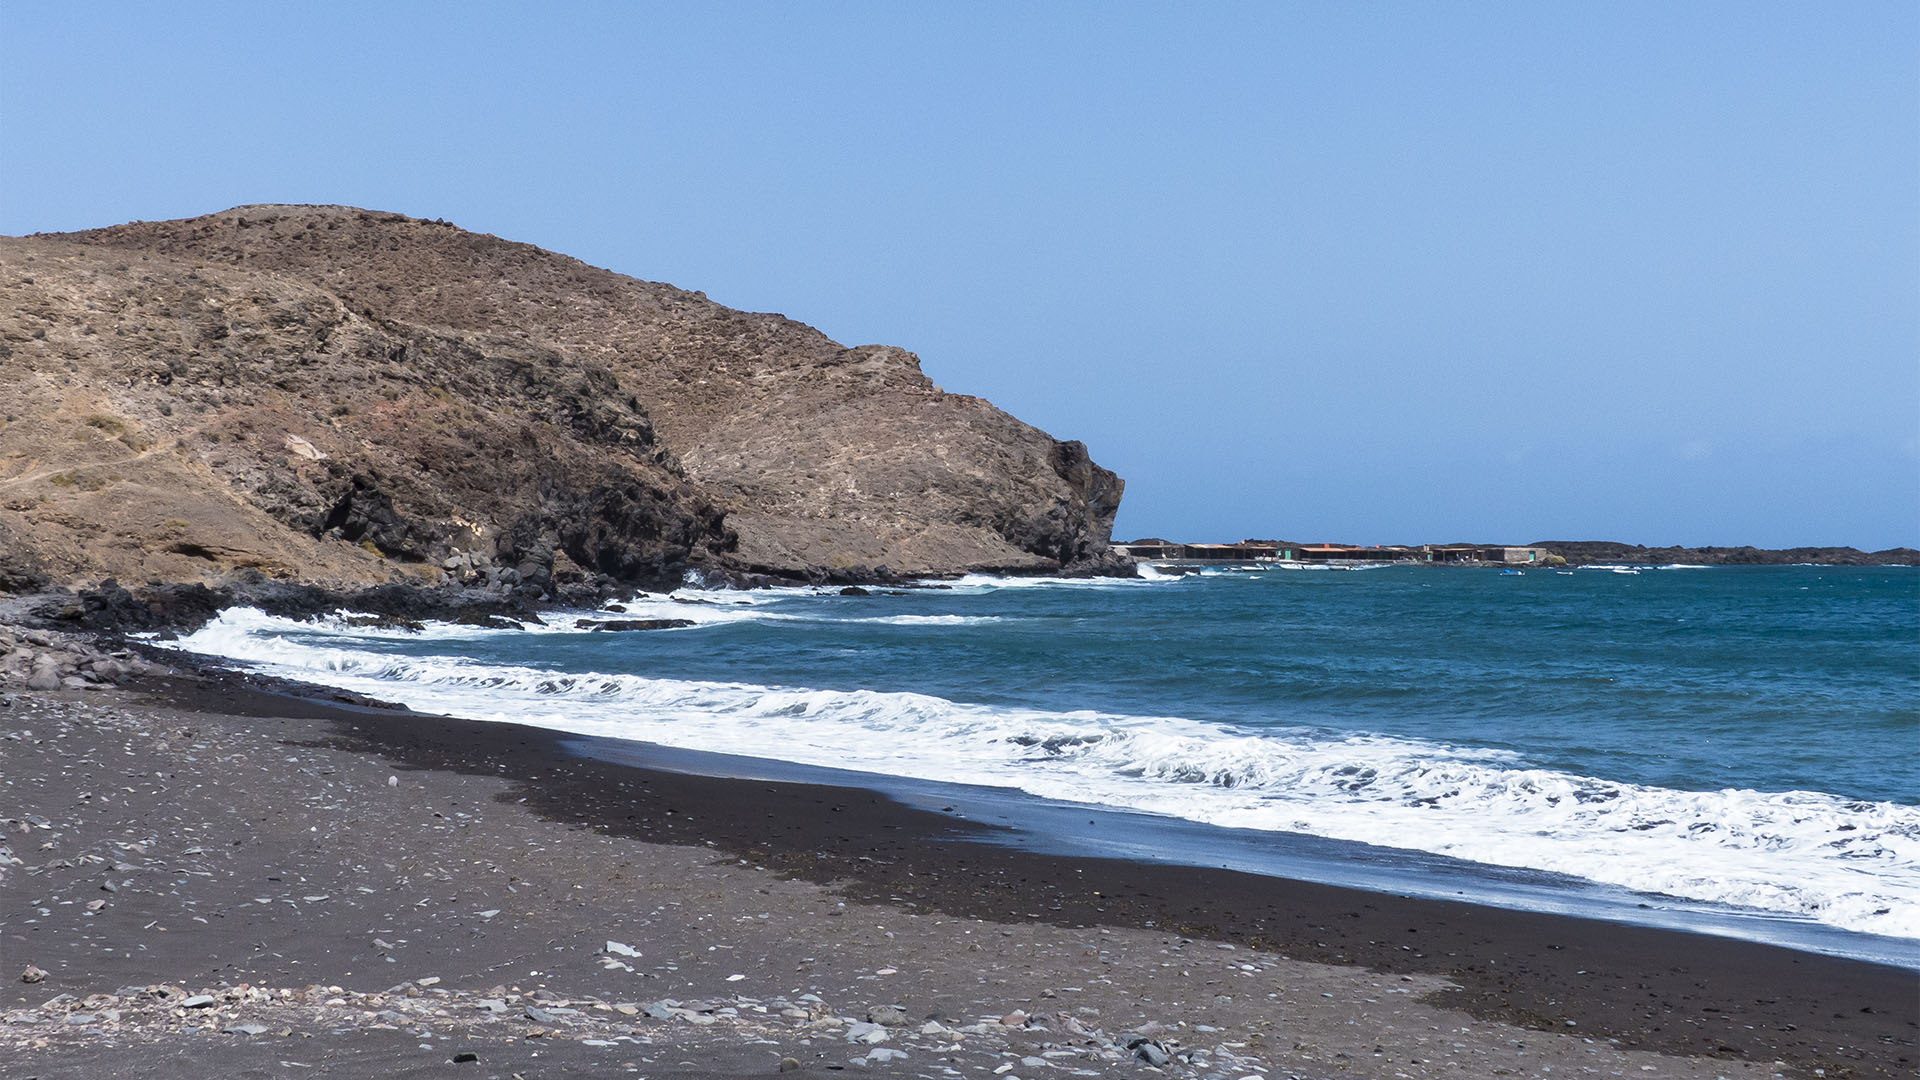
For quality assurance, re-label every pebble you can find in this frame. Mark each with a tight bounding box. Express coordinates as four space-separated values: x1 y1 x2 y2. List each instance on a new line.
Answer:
223 1023 269 1036
7 977 984 1068
1130 1037 1171 1067
845 1020 889 1044
867 1004 910 1026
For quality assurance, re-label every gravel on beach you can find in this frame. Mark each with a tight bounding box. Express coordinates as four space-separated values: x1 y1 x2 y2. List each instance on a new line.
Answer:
1 664 1913 1078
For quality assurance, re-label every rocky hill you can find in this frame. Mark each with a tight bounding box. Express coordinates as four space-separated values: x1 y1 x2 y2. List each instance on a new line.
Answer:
0 206 1125 596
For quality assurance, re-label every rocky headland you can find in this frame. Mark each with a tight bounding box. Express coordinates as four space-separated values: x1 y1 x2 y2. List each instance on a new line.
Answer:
1529 540 1920 566
0 204 1126 623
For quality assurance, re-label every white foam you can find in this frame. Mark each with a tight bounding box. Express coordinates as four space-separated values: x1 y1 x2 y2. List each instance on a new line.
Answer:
835 614 1004 626
579 594 802 628
945 572 1174 591
172 608 1920 940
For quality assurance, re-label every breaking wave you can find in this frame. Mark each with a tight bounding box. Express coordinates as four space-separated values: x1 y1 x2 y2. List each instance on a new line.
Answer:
173 608 1920 940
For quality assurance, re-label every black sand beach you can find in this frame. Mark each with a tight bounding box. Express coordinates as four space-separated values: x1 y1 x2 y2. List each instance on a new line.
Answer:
3 667 1914 1079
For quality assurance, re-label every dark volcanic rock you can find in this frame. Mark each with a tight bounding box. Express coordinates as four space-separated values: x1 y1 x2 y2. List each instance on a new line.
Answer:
0 549 49 594
576 618 697 632
0 204 1128 591
319 473 426 559
534 479 733 583
451 611 535 631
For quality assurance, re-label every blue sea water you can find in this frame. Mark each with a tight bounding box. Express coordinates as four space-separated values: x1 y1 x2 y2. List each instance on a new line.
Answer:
174 564 1920 951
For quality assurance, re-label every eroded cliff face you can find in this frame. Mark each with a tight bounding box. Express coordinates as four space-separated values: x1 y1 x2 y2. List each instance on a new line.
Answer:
0 205 1124 590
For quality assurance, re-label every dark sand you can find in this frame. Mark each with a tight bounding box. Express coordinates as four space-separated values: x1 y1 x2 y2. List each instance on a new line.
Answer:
2 669 1914 1079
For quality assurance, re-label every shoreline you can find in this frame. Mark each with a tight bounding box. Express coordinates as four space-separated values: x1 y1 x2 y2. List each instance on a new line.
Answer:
568 737 1920 972
150 583 1920 959
3 659 1912 1077
221 674 1920 1057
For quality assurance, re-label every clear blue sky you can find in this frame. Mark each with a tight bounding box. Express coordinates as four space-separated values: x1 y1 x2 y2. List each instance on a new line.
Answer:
5 2 1915 549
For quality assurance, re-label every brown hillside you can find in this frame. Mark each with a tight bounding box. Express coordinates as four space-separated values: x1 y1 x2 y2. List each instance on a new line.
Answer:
0 205 1124 591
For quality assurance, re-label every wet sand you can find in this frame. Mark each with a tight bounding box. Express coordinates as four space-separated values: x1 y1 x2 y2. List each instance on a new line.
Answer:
2 670 1914 1079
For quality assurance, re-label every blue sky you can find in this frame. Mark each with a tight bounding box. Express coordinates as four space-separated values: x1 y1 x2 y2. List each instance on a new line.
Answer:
4 3 1915 548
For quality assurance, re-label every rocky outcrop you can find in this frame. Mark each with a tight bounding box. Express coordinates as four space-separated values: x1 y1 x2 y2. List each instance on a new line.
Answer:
0 623 172 691
0 206 1125 592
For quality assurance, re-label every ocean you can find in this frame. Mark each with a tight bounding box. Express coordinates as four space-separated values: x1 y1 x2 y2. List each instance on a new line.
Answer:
170 563 1920 963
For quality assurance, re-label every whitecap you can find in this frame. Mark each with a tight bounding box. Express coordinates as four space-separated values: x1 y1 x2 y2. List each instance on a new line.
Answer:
169 608 1920 941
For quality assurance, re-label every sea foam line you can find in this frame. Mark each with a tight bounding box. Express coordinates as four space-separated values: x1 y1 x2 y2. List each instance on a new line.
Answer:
172 608 1920 940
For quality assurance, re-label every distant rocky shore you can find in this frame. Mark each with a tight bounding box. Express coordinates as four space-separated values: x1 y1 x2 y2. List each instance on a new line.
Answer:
1529 540 1920 566
1122 537 1918 567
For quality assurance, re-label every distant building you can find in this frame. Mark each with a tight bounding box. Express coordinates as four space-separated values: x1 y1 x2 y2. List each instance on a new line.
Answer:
1112 542 1290 562
1114 541 1548 565
1294 544 1420 563
1427 546 1547 564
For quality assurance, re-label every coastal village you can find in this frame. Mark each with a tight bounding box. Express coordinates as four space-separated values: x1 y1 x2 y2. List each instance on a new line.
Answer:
1115 540 1555 566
